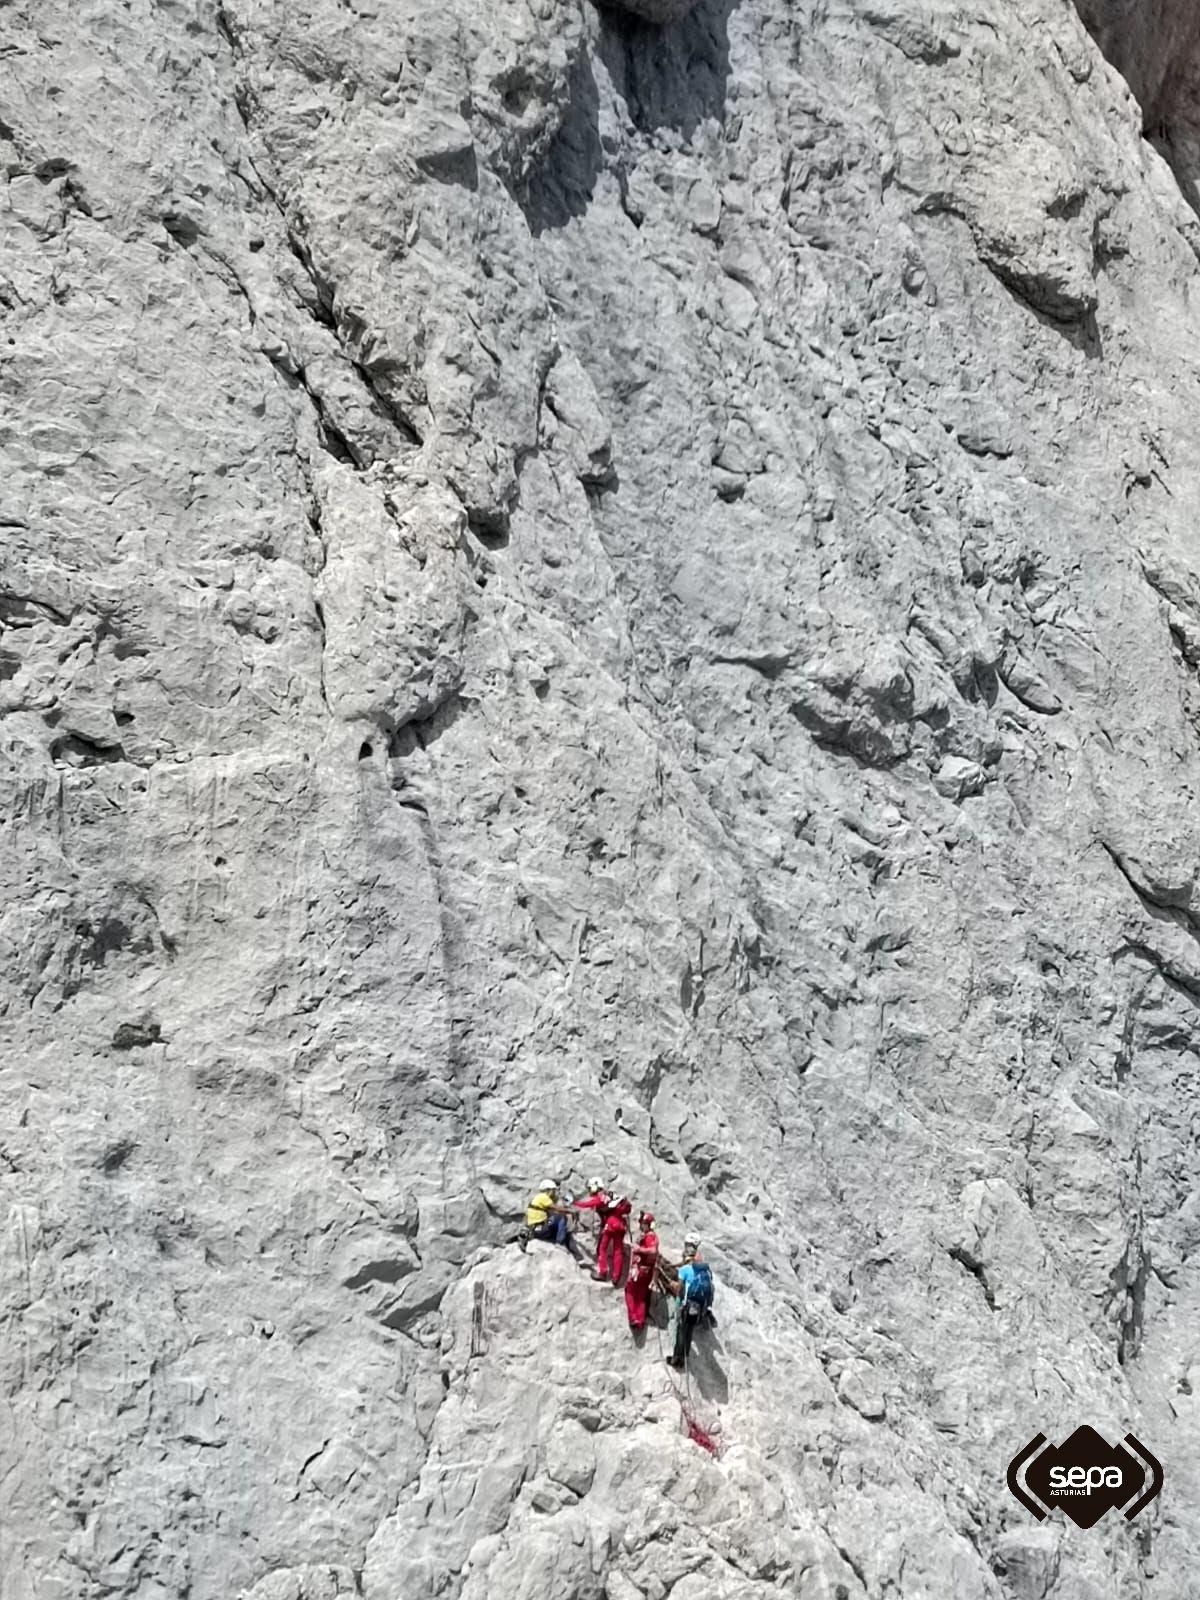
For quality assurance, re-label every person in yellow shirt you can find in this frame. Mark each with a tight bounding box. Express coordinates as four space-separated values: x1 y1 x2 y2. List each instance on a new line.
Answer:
522 1178 579 1255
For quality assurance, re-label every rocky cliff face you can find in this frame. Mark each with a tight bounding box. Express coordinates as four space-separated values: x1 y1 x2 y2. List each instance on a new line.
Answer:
1075 0 1200 206
3 1 1200 1597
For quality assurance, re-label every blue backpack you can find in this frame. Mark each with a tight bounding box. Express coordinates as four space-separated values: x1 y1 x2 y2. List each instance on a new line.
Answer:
685 1261 714 1312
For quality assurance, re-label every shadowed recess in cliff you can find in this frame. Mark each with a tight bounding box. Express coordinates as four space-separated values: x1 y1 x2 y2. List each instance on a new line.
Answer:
520 0 739 232
520 48 602 233
598 0 740 139
1073 0 1200 212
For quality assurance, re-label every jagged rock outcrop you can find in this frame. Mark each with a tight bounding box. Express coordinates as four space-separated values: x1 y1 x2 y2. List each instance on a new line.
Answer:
3 0 1200 1597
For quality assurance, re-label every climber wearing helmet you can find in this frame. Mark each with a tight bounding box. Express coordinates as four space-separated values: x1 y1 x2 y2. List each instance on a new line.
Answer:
666 1234 714 1369
571 1178 609 1269
574 1178 632 1285
624 1210 659 1331
523 1178 579 1255
663 1234 697 1355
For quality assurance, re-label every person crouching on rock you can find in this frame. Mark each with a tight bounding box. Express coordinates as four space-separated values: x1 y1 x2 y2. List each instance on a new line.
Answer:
624 1211 659 1331
524 1179 579 1255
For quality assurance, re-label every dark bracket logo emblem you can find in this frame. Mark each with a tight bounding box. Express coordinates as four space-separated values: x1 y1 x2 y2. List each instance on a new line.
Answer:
1008 1426 1163 1529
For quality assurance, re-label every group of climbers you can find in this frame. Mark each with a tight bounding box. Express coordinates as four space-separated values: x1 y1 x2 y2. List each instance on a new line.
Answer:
522 1176 715 1368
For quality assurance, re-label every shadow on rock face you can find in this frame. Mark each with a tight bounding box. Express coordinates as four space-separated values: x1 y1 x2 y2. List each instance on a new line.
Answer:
521 0 740 232
521 49 603 233
596 0 702 21
688 1329 729 1404
599 0 741 142
1073 0 1200 211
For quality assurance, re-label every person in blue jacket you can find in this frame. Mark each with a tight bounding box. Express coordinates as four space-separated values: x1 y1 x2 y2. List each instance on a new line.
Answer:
666 1235 714 1369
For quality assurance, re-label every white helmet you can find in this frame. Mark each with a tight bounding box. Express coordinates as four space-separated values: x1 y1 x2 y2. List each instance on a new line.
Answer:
683 1233 700 1251
540 1178 558 1192
587 1176 604 1192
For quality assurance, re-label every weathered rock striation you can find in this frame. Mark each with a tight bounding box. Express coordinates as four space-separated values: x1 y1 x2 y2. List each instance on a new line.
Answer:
3 0 1200 1597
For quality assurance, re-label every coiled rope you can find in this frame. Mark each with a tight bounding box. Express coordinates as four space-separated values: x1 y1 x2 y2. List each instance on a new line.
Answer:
652 1274 722 1458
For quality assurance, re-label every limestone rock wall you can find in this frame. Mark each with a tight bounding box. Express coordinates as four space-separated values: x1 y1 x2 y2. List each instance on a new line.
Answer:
3 1 1200 1597
1075 0 1200 206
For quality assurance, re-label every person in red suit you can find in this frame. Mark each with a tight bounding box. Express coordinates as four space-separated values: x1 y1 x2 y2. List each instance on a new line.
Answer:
573 1179 631 1284
624 1211 659 1330
597 1192 632 1283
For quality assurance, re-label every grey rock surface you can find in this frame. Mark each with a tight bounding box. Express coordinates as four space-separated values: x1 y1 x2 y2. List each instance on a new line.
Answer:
2 0 1200 1597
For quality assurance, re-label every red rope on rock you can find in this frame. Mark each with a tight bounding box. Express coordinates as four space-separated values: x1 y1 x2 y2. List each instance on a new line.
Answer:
682 1406 722 1457
654 1302 724 1457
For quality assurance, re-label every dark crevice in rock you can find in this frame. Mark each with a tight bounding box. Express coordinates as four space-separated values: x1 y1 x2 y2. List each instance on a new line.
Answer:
712 652 792 680
416 145 479 191
162 211 201 249
389 693 466 759
99 1139 137 1174
995 660 1061 717
789 702 903 770
596 0 701 21
832 1540 869 1594
0 592 69 626
1114 979 1150 1084
313 413 356 466
343 1257 417 1291
1139 563 1200 678
1113 937 1200 1004
467 511 510 552
519 50 602 233
34 155 71 182
112 1019 165 1050
75 915 140 969
917 194 1101 340
347 358 423 448
1100 840 1200 940
215 3 422 456
990 266 1104 355
50 732 126 768
1112 1237 1150 1364
312 596 330 714
381 1282 449 1334
947 1244 996 1310
284 232 338 329
521 0 737 232
261 350 362 466
597 0 738 141
1074 2 1200 212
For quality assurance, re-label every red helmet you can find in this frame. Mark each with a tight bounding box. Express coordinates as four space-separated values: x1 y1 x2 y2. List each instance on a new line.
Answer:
639 1211 654 1228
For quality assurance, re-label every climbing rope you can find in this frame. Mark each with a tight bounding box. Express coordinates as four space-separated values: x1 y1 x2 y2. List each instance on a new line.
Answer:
517 1218 724 1456
653 1286 723 1458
